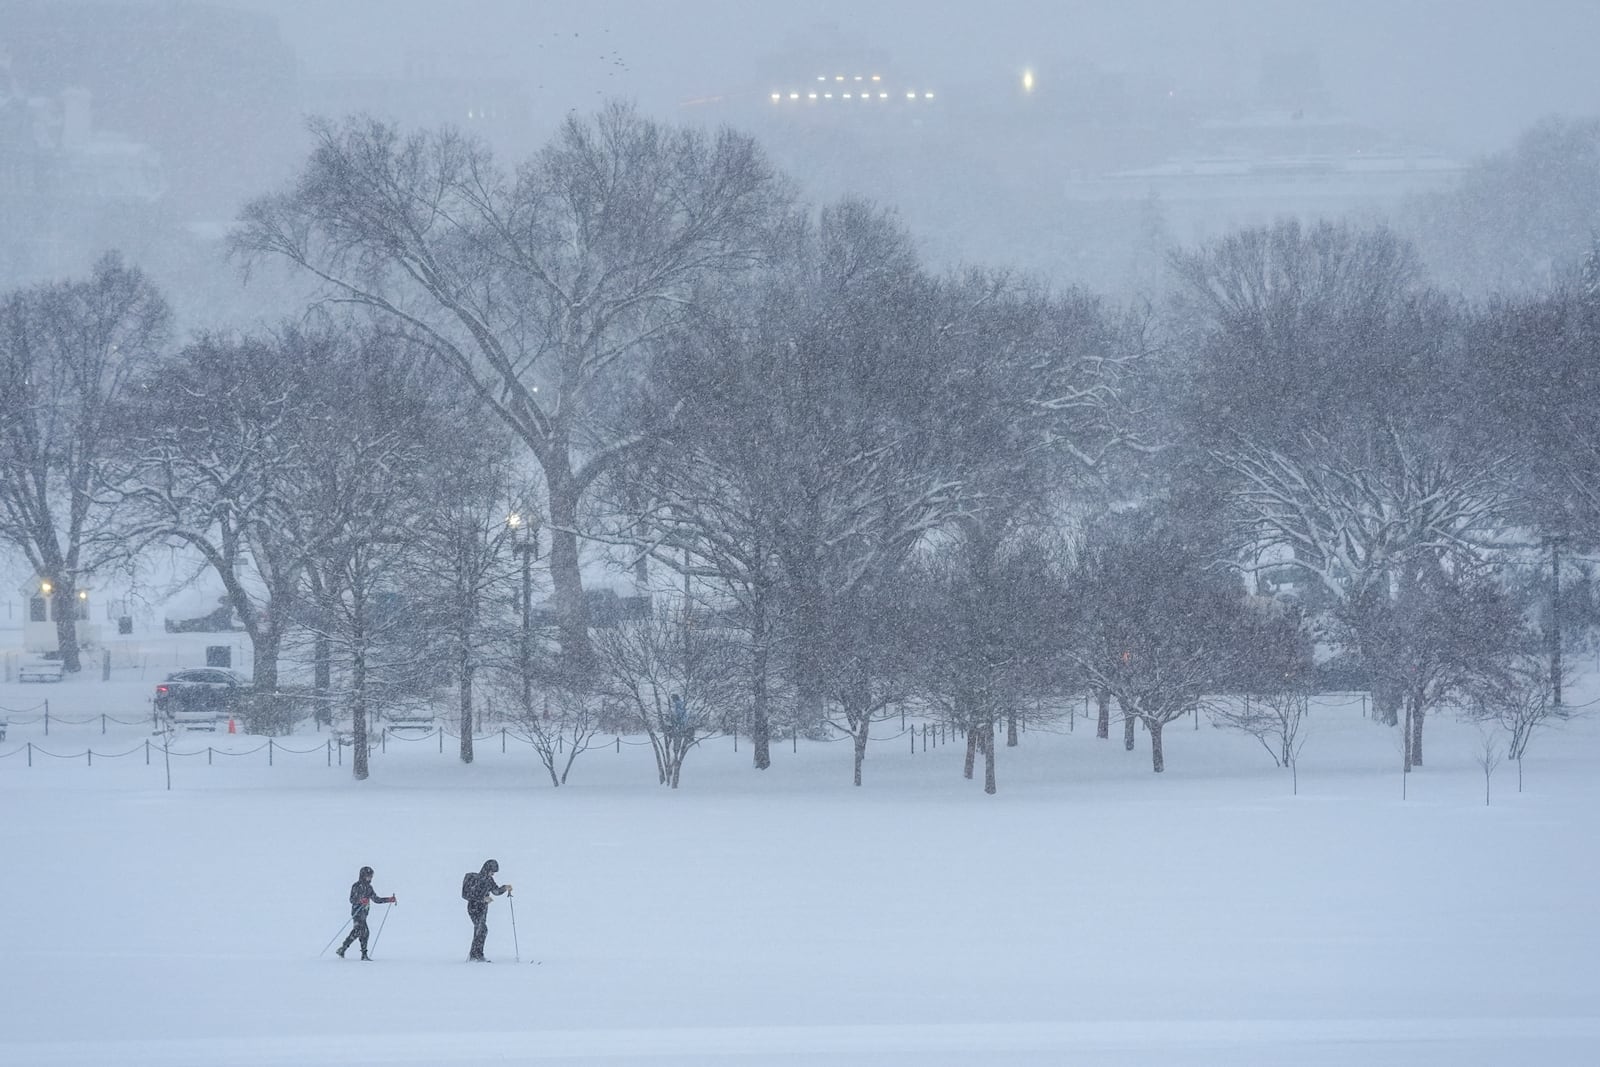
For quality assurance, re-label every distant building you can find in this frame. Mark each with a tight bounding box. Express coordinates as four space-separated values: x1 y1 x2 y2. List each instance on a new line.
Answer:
18 578 100 654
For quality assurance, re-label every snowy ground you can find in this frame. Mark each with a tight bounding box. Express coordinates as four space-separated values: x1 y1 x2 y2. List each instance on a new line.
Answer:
1 647 1598 1065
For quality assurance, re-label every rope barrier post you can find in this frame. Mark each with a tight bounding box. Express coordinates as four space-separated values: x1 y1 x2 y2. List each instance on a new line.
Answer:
793 728 797 754
87 749 92 767
28 741 32 767
44 701 49 736
145 740 150 766
208 746 213 766
910 726 914 755
439 728 444 754
269 738 274 767
164 737 171 791
382 728 387 754
615 736 620 754
327 738 331 767
102 713 107 735
502 727 507 754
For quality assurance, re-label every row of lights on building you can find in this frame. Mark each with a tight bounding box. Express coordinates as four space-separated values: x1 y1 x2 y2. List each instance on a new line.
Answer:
771 89 936 102
772 69 1036 103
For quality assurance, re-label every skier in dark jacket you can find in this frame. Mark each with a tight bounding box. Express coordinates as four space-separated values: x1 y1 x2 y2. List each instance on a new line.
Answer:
337 865 397 960
463 859 512 962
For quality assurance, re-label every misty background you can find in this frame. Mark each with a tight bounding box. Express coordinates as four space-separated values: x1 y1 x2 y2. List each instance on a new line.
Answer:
5 0 1600 332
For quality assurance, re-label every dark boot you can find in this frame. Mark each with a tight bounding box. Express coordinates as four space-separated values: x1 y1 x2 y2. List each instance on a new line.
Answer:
360 952 372 961
336 945 348 958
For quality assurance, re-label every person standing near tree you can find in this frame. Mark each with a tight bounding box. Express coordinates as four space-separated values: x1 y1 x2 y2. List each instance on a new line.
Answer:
461 859 512 962
337 865 397 961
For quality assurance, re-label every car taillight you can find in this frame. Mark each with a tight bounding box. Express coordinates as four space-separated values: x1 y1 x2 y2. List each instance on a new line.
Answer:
156 685 169 694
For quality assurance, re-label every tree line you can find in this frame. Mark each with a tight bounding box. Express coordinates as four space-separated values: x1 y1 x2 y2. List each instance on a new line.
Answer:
2 103 1595 788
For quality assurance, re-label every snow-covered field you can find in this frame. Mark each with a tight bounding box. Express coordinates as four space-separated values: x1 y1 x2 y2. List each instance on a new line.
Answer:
2 653 1597 1065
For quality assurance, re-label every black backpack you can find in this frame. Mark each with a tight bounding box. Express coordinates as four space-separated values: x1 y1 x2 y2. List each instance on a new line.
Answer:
461 872 476 901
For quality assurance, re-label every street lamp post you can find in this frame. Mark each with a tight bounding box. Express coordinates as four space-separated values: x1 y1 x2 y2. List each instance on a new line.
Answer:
508 513 541 716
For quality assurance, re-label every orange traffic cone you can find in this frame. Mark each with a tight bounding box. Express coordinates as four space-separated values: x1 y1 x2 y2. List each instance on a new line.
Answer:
227 718 237 734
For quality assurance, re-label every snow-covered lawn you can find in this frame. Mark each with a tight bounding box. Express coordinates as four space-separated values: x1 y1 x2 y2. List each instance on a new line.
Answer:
2 669 1597 1065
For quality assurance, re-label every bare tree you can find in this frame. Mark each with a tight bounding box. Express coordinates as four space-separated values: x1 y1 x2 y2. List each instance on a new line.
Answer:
1212 691 1312 793
593 603 741 788
110 326 330 689
292 331 440 780
1468 655 1570 792
504 680 605 787
0 253 169 671
1474 727 1503 807
905 533 1067 794
233 105 782 668
398 406 533 764
1067 525 1250 773
1211 597 1316 791
1225 427 1511 754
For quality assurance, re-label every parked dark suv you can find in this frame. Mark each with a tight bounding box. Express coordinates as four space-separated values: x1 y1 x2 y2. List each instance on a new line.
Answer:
154 667 249 728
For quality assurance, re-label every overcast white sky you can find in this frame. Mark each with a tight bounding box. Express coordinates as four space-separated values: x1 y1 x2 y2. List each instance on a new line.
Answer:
235 0 1600 152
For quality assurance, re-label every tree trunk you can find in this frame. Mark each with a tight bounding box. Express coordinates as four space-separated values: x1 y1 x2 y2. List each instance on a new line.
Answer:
458 652 475 764
1409 697 1425 768
1402 697 1413 775
1006 711 1018 748
1149 718 1165 773
351 639 369 781
1122 701 1136 751
749 596 771 770
250 623 282 692
545 473 591 675
963 723 977 779
1551 539 1563 710
983 721 997 794
1096 689 1110 739
852 725 868 787
50 584 83 673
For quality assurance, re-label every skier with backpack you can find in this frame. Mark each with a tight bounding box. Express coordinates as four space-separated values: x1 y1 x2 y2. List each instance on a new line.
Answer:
337 865 397 960
461 859 512 961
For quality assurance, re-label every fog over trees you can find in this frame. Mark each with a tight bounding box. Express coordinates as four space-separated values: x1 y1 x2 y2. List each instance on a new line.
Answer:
5 1 1600 788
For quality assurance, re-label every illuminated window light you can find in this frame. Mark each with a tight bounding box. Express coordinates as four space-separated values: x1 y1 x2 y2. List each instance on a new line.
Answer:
789 92 800 99
770 93 781 101
808 92 818 99
854 75 862 81
878 92 887 99
842 92 852 99
906 91 917 99
1022 69 1035 92
824 92 833 98
872 75 881 81
817 76 826 82
924 92 934 99
835 75 844 81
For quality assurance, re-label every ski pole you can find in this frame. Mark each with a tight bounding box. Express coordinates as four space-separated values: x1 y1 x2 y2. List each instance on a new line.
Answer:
508 894 521 962
369 902 394 958
319 917 353 958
